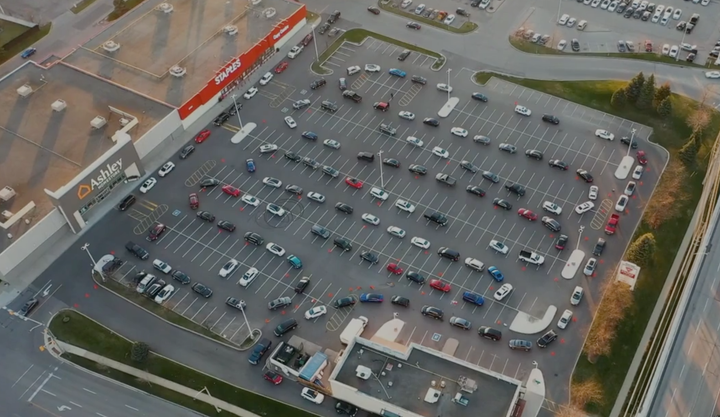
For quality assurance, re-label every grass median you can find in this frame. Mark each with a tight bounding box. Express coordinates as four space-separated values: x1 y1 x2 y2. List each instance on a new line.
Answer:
71 0 97 14
50 310 317 417
377 1 478 34
108 0 144 21
474 72 719 415
312 28 444 75
0 24 51 66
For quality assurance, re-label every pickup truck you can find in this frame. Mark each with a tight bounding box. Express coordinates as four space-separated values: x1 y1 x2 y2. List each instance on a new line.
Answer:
342 90 362 102
435 173 456 186
605 214 620 235
518 250 545 265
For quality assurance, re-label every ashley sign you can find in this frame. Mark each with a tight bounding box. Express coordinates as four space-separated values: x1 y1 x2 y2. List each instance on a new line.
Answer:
78 159 123 199
214 58 243 85
273 25 289 40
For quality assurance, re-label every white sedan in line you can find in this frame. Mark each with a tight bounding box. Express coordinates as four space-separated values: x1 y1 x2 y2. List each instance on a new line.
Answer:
406 136 424 147
588 185 599 200
370 187 389 201
436 83 453 93
266 203 286 217
365 64 381 73
557 309 573 329
362 213 381 225
668 45 679 58
241 194 260 206
661 44 670 56
411 237 431 249
395 199 416 213
542 201 563 215
399 111 416 120
301 388 325 404
595 129 615 141
287 45 303 59
575 201 595 215
284 116 297 128
262 177 282 188
139 177 157 194
489 239 509 254
238 267 259 287
243 87 259 99
260 144 278 153
305 305 327 320
307 192 326 203
432 146 450 158
514 105 532 116
259 72 273 86
158 161 175 177
705 71 720 79
451 127 468 137
557 40 567 50
323 139 341 149
493 283 514 301
266 242 286 257
387 226 406 238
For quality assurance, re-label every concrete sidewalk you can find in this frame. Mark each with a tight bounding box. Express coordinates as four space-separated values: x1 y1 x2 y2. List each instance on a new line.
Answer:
54 340 263 417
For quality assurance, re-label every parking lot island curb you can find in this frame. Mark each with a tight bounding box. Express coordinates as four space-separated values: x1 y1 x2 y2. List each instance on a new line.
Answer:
231 122 257 144
509 305 557 334
562 250 585 279
437 97 459 118
615 155 635 179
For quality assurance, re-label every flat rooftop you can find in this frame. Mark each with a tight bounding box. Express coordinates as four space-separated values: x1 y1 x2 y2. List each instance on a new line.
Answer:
62 0 302 107
0 62 172 250
335 341 519 417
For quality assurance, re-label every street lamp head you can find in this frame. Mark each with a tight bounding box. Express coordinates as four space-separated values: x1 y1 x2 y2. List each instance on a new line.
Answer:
81 243 90 251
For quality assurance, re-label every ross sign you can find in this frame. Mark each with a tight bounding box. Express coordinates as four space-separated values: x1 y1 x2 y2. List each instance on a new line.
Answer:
214 58 242 85
77 159 123 199
615 260 640 290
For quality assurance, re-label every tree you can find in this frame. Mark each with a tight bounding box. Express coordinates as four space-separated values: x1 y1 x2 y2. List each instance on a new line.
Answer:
678 134 699 167
626 233 656 266
645 160 687 229
654 82 672 109
131 341 150 363
611 88 627 108
657 97 672 117
636 73 655 109
584 281 633 361
571 379 604 408
687 106 712 134
625 72 645 103
554 406 587 417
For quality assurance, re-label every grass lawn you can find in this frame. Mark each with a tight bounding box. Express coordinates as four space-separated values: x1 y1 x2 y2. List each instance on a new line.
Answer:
108 0 144 21
306 10 319 23
71 0 97 14
312 28 444 75
377 1 478 34
50 310 317 417
0 21 31 47
474 72 720 415
0 24 51 66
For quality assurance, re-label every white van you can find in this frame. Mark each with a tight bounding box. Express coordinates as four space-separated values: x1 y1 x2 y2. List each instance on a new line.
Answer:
136 274 156 293
577 20 587 31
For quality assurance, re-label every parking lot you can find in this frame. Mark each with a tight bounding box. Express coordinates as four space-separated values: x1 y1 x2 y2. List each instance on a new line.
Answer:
106 33 665 398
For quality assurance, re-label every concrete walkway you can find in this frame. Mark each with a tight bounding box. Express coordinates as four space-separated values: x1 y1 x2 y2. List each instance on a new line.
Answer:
54 340 263 417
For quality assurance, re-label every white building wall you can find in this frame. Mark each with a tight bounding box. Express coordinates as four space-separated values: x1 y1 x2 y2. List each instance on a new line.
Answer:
133 111 183 159
274 18 307 49
180 94 218 130
0 209 67 275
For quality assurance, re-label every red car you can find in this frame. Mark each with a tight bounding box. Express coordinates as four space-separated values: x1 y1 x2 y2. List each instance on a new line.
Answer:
345 177 363 189
517 208 538 221
636 150 648 165
148 223 166 241
429 279 451 293
263 371 283 385
195 129 211 143
222 185 240 197
387 263 404 275
274 62 289 74
189 193 199 209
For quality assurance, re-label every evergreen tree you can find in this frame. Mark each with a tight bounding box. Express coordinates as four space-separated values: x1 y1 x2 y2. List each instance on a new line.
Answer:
636 74 656 109
678 135 699 167
657 97 673 117
611 88 627 108
625 72 645 103
654 82 672 109
626 233 656 266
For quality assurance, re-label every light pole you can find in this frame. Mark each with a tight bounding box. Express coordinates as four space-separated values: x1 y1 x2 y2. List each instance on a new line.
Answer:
81 243 103 281
556 0 562 24
446 68 452 100
677 29 688 62
311 26 320 63
231 95 243 130
378 150 385 189
576 226 585 250
239 305 254 341
626 128 637 157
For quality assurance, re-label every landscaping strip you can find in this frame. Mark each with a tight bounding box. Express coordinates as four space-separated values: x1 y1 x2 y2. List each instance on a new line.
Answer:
49 310 317 417
377 1 478 34
312 28 444 75
475 72 719 415
71 0 97 14
108 0 144 21
306 10 319 23
0 24 51 66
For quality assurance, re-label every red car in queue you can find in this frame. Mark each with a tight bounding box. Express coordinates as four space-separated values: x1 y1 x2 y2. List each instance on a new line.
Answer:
222 185 240 197
195 129 211 143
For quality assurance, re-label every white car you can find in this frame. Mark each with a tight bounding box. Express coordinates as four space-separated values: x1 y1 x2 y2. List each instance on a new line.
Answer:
395 199 416 213
387 226 406 238
436 83 453 93
365 64 381 73
652 13 661 23
661 44 670 55
301 388 325 404
575 201 595 214
153 259 172 274
307 192 326 203
406 136 424 147
411 237 431 249
139 177 157 194
632 165 644 180
305 306 327 320
571 286 584 305
479 0 490 8
219 259 239 278
465 258 485 272
284 116 297 128
595 129 615 141
158 162 175 177
624 181 636 196
557 40 567 50
323 139 341 149
238 267 259 287
266 203 286 217
663 6 673 17
432 147 450 158
154 284 175 304
615 195 629 212
588 185 599 200
660 15 669 25
583 257 597 276
259 72 273 86
242 194 260 206
263 177 282 188
542 201 562 215
672 8 682 19
362 213 381 225
370 187 389 201
451 127 468 137
567 17 576 27
608 1 618 11
266 242 286 257
401 0 413 7
668 45 679 58
243 87 258 99
558 13 570 24
591 0 601 6
600 0 610 8
514 105 531 116
260 144 278 153
443 14 455 25
347 65 361 75
557 309 573 329
287 45 303 59
655 4 664 14
399 111 415 120
489 240 509 254
494 283 514 301
702 0 709 5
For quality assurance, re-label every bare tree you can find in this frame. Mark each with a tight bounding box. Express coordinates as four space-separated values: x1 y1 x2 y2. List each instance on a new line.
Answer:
645 160 688 228
554 405 586 417
571 379 604 408
584 282 633 361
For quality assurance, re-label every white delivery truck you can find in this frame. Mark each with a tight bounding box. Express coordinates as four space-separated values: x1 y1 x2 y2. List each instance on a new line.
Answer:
340 316 369 345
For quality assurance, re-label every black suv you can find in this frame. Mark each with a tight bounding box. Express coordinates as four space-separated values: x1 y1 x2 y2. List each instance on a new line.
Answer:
424 212 448 226
328 10 341 23
310 78 326 89
179 145 195 159
406 271 425 284
335 401 358 416
172 270 191 285
398 49 411 61
493 198 512 210
438 247 460 261
321 100 338 112
593 238 606 256
525 149 543 160
125 241 149 260
244 232 264 245
478 326 502 341
334 237 353 251
541 216 561 232
285 151 302 162
537 330 558 348
248 338 272 365
421 305 444 320
357 152 374 162
295 277 310 293
411 75 427 85
504 183 526 196
620 136 638 148
360 251 379 264
391 296 410 307
542 114 559 124
118 194 136 211
196 210 216 222
334 296 356 308
213 112 230 126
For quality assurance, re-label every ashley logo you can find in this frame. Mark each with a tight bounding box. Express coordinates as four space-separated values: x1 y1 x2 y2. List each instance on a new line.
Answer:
77 159 123 199
214 58 242 85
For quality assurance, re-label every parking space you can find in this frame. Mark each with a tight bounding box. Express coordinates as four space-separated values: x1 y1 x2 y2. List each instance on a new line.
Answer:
323 37 438 73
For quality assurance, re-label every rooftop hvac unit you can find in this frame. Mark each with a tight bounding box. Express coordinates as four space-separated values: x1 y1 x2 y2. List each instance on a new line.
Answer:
356 365 372 380
0 186 16 202
51 99 67 112
2 210 13 221
17 84 32 97
91 116 107 129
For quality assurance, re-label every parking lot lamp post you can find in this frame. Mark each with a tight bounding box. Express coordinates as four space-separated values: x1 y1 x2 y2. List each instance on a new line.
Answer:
556 0 562 24
446 68 452 100
378 150 385 189
231 95 243 130
312 25 320 63
677 29 687 62
576 226 585 250
239 305 253 341
81 243 103 281
626 128 637 157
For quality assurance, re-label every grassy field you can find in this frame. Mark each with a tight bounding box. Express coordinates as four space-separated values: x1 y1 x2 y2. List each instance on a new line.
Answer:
108 0 144 21
0 24 51 66
377 1 478 34
0 21 31 47
71 0 97 14
49 310 318 417
312 28 444 75
474 72 719 415
306 10 319 23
